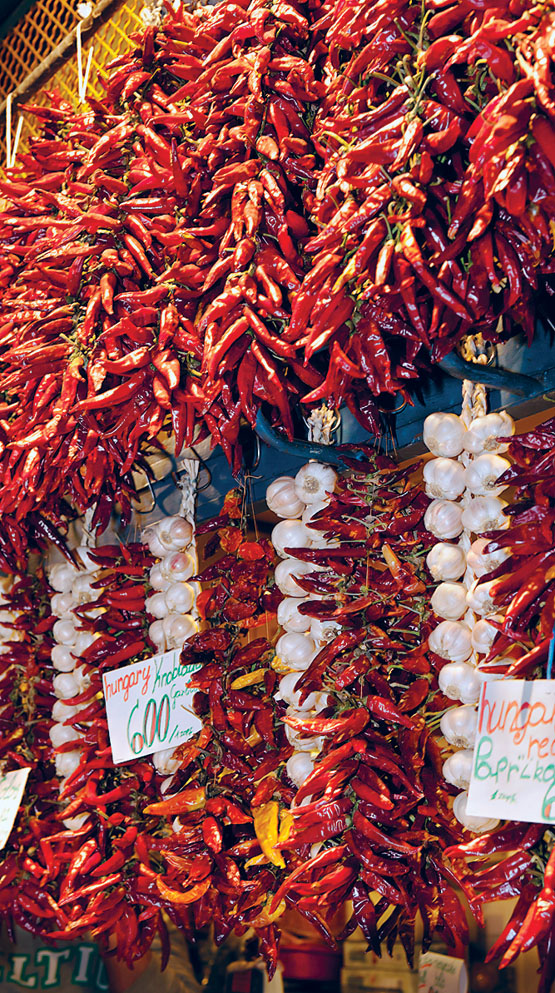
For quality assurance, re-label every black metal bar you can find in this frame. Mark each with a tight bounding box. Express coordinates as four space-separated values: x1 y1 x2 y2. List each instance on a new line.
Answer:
438 354 543 396
254 410 365 466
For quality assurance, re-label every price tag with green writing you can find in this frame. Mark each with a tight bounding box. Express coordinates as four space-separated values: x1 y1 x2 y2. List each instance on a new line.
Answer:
467 679 555 823
102 650 202 765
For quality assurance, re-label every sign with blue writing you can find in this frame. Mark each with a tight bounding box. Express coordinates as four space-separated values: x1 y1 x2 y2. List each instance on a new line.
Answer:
103 649 202 764
467 679 555 823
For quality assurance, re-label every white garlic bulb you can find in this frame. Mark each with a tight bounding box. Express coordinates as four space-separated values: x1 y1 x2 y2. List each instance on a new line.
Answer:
440 705 478 748
275 632 316 670
51 701 79 723
163 613 197 648
461 496 508 534
160 552 195 582
149 563 171 591
51 593 77 617
49 723 80 748
423 458 466 500
148 620 166 651
423 412 466 457
424 500 463 540
145 592 170 619
144 531 167 558
153 747 181 775
429 621 472 662
471 616 500 655
52 645 76 673
266 476 306 518
426 543 467 581
466 538 510 578
295 462 337 505
276 672 319 711
438 662 482 704
164 582 195 614
49 563 78 594
157 517 193 552
73 630 96 656
275 558 315 597
52 618 78 646
74 547 98 572
276 597 312 633
442 749 474 789
71 574 97 604
271 519 312 557
286 752 314 787
452 791 499 833
302 500 329 525
463 412 515 455
55 751 81 778
431 582 468 620
464 453 510 497
63 813 91 831
466 579 497 616
310 617 342 646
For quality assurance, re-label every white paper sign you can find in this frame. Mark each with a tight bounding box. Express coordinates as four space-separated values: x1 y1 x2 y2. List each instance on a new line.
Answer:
467 679 555 823
103 649 202 765
418 953 467 993
0 767 30 850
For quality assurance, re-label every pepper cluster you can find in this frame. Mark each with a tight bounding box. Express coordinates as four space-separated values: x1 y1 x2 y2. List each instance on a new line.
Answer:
0 0 554 548
445 415 555 993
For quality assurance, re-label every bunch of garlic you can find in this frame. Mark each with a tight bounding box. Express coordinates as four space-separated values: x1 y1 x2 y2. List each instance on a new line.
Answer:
143 516 199 656
423 409 514 834
267 462 337 789
143 515 200 787
48 549 103 830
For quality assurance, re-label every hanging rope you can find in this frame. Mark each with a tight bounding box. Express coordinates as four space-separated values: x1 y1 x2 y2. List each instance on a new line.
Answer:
177 459 200 620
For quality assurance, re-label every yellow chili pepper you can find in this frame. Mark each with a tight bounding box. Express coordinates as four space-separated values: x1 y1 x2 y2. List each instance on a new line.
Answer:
250 897 287 927
156 876 211 904
230 669 266 689
253 801 285 868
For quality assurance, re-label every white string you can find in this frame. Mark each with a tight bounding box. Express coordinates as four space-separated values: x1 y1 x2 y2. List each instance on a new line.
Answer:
5 95 23 170
306 404 340 445
76 22 94 104
178 460 200 619
82 507 95 548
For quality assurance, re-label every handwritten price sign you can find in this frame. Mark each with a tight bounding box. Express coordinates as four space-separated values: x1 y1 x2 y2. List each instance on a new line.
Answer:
467 679 555 823
103 650 202 765
418 953 467 993
0 767 30 850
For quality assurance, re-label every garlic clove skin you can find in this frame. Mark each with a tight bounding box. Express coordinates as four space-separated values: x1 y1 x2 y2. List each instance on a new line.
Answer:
157 517 193 552
466 538 510 578
164 582 195 615
148 620 166 652
51 592 77 617
294 463 337 505
153 747 181 775
429 620 472 662
424 500 463 540
145 532 168 558
160 552 195 582
466 579 497 616
52 618 78 646
71 574 97 604
461 496 508 534
284 723 323 751
286 752 314 787
310 617 342 646
167 614 198 648
275 632 316 669
266 476 306 518
426 543 467 582
276 672 319 711
423 458 466 501
49 563 79 594
438 662 482 704
149 563 171 591
53 672 80 700
302 500 330 524
463 412 515 455
431 582 468 620
423 412 466 458
146 592 170 619
442 749 474 789
271 519 312 557
452 791 499 833
55 751 81 778
440 705 478 748
464 453 511 497
52 701 79 723
471 615 501 654
275 558 316 597
277 597 312 633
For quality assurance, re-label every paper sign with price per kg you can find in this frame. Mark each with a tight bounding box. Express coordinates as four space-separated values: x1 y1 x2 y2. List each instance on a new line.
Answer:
467 679 555 823
103 649 202 765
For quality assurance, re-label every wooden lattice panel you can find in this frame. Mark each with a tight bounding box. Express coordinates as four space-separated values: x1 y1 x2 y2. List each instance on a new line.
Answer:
0 0 143 163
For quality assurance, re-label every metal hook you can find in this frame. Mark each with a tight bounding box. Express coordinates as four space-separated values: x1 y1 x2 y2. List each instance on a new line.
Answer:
254 410 370 466
139 475 156 514
438 353 544 396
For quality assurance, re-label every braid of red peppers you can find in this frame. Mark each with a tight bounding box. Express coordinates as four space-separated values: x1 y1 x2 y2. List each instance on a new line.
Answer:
0 0 324 544
0 569 73 937
8 542 191 965
444 415 555 993
295 0 555 422
141 490 291 976
260 450 479 962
